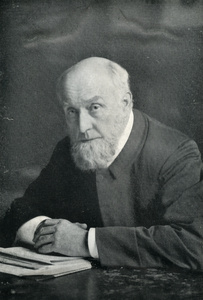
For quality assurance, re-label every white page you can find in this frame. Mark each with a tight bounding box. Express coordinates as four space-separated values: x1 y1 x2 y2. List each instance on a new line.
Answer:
0 247 79 264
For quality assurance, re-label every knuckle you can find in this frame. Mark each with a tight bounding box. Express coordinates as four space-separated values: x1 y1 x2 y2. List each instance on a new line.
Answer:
54 235 59 245
52 243 56 252
54 225 59 233
52 240 57 249
39 235 46 242
41 245 48 253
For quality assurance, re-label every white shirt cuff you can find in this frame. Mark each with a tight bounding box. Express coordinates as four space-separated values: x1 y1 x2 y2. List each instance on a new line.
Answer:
15 216 50 245
88 228 99 259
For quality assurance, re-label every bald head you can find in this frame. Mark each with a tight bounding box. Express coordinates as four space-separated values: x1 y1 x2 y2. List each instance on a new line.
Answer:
57 57 131 105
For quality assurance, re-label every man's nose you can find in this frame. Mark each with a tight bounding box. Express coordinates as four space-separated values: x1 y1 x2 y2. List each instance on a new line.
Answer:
79 110 93 134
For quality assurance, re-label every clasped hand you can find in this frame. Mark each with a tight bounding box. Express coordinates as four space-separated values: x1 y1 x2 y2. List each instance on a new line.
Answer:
33 219 90 257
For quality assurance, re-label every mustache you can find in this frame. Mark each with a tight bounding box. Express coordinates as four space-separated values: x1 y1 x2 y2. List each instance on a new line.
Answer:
73 131 102 143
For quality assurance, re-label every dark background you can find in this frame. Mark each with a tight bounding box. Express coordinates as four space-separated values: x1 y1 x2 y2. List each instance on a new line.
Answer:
0 0 202 219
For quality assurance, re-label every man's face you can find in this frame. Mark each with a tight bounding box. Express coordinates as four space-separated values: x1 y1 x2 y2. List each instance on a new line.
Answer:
62 70 130 170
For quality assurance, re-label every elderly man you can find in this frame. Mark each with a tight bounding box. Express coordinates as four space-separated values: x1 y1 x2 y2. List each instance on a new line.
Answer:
3 57 203 269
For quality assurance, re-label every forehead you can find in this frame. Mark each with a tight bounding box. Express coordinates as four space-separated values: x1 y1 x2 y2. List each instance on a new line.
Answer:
63 70 116 105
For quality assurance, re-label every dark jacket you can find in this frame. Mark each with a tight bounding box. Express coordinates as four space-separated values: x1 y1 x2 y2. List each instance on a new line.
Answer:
3 110 203 269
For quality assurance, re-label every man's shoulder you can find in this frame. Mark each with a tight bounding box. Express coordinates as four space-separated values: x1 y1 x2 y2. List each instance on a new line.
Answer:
138 110 192 150
134 109 200 170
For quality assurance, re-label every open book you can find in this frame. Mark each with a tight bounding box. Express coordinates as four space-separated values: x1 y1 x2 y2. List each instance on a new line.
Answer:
0 247 92 278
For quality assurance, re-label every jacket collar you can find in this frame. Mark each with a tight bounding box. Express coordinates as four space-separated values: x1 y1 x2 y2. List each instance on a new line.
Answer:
108 109 148 179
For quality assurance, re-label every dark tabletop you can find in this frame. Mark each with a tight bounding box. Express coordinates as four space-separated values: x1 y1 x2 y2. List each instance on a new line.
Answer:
0 265 203 300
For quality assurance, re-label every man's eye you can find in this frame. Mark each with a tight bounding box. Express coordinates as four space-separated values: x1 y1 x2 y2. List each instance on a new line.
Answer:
90 104 101 112
67 108 77 116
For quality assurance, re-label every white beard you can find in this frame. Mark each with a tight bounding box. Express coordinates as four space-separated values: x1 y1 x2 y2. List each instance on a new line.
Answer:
69 112 129 171
71 137 117 171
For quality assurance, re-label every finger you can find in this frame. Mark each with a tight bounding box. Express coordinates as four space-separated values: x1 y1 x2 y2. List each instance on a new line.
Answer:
37 243 54 254
75 222 87 229
33 226 56 242
34 219 48 235
34 234 54 249
43 219 61 226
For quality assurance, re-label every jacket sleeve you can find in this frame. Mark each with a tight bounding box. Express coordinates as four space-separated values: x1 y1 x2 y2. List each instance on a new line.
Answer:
96 140 203 269
2 140 67 246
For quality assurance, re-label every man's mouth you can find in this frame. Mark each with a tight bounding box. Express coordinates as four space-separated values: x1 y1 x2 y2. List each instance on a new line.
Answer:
79 137 102 143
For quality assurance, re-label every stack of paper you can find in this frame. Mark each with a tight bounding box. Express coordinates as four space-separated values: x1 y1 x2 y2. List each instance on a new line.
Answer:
0 247 91 278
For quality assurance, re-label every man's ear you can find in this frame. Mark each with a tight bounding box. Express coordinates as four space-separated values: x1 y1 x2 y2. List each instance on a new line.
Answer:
122 92 132 110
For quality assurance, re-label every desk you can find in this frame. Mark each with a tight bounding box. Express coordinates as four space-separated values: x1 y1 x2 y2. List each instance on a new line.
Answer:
0 265 203 299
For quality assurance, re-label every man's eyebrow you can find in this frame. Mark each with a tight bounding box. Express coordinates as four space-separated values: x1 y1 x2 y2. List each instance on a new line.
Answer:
85 96 104 103
63 96 104 107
